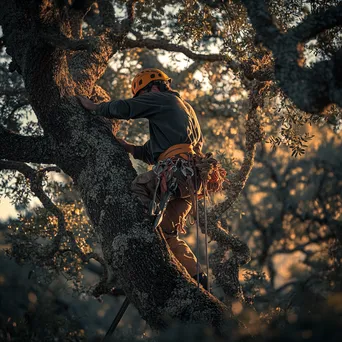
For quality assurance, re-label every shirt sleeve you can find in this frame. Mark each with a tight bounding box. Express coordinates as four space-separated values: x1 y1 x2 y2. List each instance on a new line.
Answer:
132 141 154 165
96 93 162 120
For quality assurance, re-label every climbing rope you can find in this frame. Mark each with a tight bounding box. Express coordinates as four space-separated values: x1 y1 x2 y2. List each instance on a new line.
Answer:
195 152 228 193
192 153 227 292
203 180 210 293
193 159 201 291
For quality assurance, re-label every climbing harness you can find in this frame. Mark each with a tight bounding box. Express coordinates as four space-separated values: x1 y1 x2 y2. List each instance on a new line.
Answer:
157 143 194 161
149 158 179 229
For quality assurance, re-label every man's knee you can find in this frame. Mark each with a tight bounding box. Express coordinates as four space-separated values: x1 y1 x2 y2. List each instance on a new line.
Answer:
165 236 198 276
160 198 191 235
131 170 157 209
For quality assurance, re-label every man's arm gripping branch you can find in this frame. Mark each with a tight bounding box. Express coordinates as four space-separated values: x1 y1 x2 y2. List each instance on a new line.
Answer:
76 95 100 111
76 96 136 155
116 139 135 155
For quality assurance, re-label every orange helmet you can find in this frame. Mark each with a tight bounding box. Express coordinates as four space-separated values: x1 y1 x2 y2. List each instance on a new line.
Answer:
131 68 171 97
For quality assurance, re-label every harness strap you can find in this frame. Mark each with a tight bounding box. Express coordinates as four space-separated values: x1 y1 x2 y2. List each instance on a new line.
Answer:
158 143 195 161
149 176 161 215
151 177 177 229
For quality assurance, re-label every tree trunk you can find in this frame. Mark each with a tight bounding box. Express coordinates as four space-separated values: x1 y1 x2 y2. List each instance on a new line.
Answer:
0 0 231 331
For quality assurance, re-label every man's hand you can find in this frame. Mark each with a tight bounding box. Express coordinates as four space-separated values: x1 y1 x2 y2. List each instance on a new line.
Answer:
117 138 135 155
76 96 99 111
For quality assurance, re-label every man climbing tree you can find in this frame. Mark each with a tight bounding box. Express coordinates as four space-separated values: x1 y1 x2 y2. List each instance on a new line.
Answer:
79 69 211 288
78 68 232 290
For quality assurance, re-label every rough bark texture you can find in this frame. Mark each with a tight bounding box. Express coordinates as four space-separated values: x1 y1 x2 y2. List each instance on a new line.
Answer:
0 0 233 331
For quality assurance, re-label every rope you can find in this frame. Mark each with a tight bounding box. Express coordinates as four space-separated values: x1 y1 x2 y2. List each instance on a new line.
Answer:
203 181 210 293
103 297 130 341
193 157 201 291
195 153 227 193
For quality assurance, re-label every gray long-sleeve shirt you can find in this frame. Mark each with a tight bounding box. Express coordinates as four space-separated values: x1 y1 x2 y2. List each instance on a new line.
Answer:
96 91 203 164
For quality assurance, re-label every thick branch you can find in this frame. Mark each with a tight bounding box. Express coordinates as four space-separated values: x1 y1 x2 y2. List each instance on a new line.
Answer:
0 127 56 164
97 0 117 29
240 0 281 50
41 32 99 52
69 2 121 93
0 160 65 254
209 221 251 301
241 0 342 113
120 0 137 35
197 86 263 301
289 3 342 43
124 38 238 68
197 0 230 8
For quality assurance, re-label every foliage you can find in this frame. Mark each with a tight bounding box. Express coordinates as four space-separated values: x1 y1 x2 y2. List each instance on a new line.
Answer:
6 201 94 289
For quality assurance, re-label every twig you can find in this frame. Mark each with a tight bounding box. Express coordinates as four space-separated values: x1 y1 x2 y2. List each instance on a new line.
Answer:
124 38 238 67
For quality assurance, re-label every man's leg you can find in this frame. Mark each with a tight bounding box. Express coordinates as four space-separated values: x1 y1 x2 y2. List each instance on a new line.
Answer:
160 198 200 277
131 170 157 210
132 171 207 288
